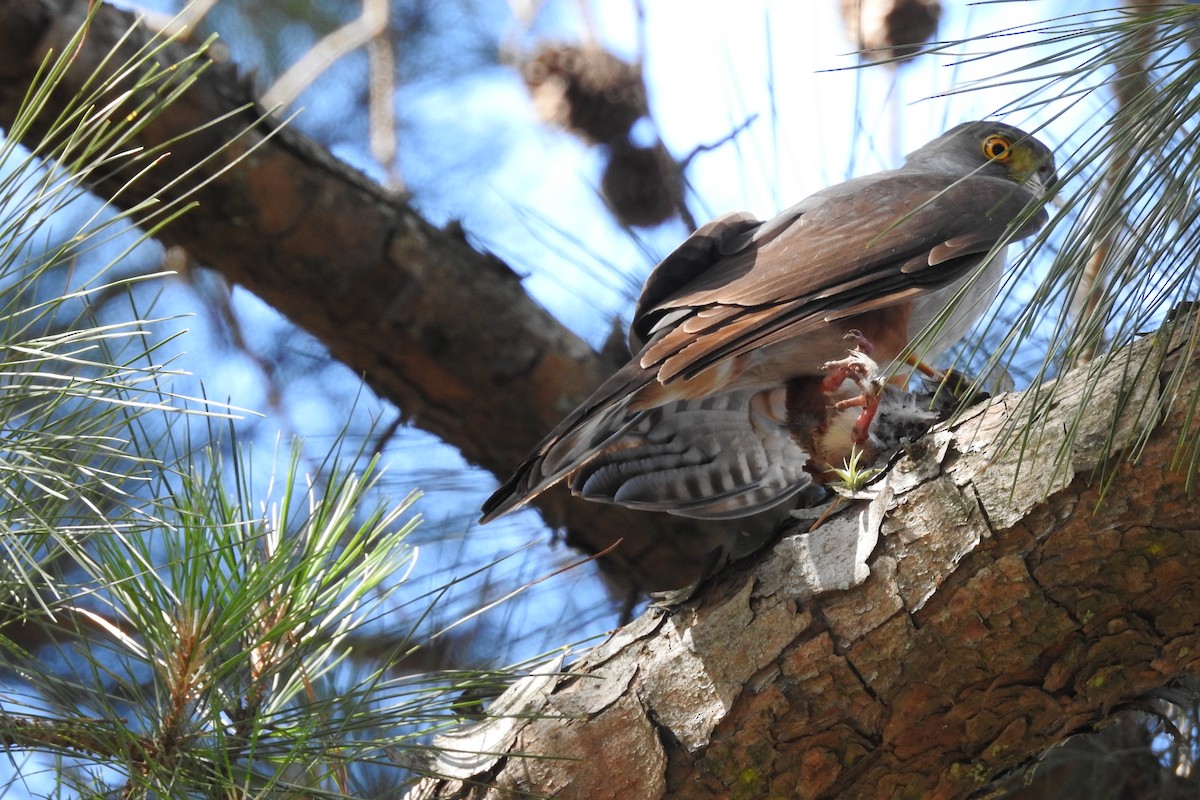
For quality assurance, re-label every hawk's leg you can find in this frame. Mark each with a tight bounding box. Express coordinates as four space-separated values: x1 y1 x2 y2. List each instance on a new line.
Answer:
834 393 879 444
820 330 884 445
818 330 875 390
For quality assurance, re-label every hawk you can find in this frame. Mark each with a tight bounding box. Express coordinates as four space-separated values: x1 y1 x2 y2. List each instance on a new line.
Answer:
482 121 1056 521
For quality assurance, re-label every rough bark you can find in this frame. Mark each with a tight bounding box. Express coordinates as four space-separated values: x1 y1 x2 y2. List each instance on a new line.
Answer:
0 0 733 593
406 322 1200 799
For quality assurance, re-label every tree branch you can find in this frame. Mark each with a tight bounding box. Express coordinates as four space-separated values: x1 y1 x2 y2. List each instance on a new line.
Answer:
0 0 732 592
406 319 1200 799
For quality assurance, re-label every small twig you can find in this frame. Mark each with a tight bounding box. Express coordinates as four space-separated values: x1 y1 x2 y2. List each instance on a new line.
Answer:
262 0 390 111
806 496 844 532
678 113 759 171
506 0 546 28
0 711 131 758
577 0 599 46
368 33 402 190
372 412 405 456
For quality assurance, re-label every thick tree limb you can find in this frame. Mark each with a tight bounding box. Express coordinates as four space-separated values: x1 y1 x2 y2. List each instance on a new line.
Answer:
406 321 1200 799
0 0 732 592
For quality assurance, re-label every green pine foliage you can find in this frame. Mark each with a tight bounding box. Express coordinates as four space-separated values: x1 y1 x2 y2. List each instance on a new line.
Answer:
0 9 507 798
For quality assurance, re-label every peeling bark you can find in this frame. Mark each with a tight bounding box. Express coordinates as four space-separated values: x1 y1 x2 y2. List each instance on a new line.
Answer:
0 0 733 592
407 324 1200 799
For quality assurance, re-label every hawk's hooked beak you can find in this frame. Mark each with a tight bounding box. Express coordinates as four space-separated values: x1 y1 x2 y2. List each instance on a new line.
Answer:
1028 160 1059 199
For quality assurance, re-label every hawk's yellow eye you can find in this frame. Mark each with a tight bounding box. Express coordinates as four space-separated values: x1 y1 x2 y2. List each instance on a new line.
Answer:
983 135 1012 161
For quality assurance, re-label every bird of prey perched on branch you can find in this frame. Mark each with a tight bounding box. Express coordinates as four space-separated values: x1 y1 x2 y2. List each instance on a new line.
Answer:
482 121 1056 523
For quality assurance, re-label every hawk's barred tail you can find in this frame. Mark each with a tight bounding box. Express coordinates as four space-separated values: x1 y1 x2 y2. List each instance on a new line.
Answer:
569 388 813 519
